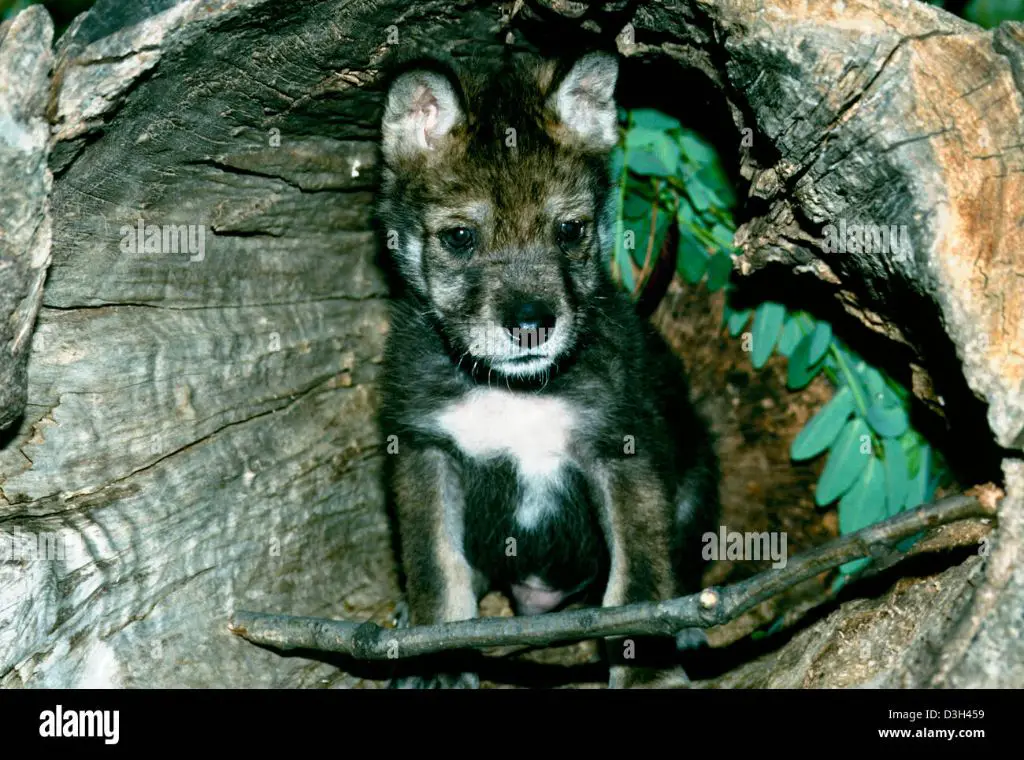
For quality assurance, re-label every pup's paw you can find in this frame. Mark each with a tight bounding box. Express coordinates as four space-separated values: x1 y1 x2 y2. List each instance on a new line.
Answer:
389 671 480 689
386 601 480 689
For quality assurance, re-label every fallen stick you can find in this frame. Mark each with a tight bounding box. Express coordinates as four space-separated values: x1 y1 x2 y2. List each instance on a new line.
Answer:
228 492 995 661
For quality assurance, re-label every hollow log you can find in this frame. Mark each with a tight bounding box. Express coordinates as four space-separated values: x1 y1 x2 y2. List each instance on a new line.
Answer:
0 0 1021 688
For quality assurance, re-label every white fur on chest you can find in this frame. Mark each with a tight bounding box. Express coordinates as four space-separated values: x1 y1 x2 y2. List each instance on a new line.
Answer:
434 389 577 528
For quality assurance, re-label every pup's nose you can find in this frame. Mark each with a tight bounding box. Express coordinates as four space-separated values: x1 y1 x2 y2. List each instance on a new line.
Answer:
503 300 556 348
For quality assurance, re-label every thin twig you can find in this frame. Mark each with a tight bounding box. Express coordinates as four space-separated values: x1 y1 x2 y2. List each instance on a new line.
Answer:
228 493 994 661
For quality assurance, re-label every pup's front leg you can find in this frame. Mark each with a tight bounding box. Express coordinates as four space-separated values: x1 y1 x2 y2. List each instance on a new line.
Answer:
389 447 480 689
594 458 691 689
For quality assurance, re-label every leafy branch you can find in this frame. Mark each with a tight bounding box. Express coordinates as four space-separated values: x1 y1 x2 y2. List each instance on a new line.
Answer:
613 106 951 586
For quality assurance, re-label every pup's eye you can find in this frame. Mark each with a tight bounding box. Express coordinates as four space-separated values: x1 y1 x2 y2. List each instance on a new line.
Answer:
557 220 586 246
439 227 476 255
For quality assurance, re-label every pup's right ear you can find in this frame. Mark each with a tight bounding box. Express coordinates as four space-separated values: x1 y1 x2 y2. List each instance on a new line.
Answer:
546 52 619 153
381 69 464 164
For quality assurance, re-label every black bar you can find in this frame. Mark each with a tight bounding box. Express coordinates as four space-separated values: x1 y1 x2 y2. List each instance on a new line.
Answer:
0 688 1008 750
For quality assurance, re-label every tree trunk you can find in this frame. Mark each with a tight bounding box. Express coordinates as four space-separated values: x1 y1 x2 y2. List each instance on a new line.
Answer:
1 0 1021 688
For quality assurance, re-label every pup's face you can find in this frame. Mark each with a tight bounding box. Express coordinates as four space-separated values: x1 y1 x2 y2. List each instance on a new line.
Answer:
378 53 620 380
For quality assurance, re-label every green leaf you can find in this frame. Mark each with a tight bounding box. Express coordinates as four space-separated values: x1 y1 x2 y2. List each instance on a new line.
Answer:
678 131 717 166
895 531 925 554
727 307 752 337
610 145 625 180
751 301 786 369
685 178 714 211
905 439 922 478
627 151 671 177
904 444 932 509
866 402 909 438
613 218 635 294
882 437 909 516
807 321 832 365
622 217 650 268
791 386 855 461
626 127 680 177
815 417 871 506
871 370 911 404
788 333 826 390
706 252 733 291
676 197 695 224
624 126 666 150
678 228 709 284
623 192 652 219
964 0 1024 29
831 346 870 410
776 316 805 357
888 377 911 402
838 454 887 534
862 366 901 408
710 223 734 251
630 108 681 132
831 343 863 375
697 160 737 208
721 300 734 327
839 556 873 577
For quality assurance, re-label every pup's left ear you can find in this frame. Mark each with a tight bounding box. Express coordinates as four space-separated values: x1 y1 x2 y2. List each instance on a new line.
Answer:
546 51 620 152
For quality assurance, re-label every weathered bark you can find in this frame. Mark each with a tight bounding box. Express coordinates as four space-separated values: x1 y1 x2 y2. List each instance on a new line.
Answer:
0 6 52 431
0 0 1021 688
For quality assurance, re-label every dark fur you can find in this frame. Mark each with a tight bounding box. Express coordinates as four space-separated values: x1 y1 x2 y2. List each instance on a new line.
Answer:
375 50 719 688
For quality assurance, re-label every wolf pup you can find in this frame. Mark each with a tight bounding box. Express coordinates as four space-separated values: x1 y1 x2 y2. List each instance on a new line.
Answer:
375 50 719 688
